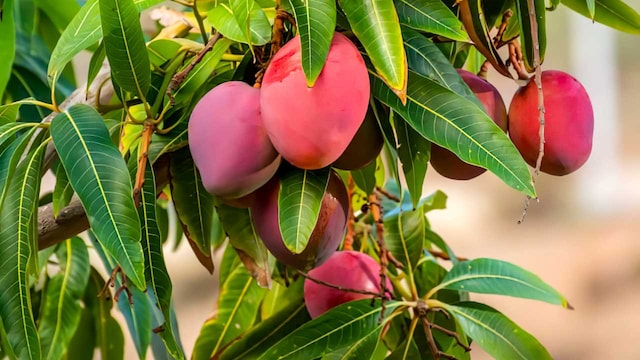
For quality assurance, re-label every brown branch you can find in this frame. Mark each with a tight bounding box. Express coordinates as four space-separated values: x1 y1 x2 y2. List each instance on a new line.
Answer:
133 121 156 207
375 186 400 203
344 175 356 251
428 250 467 262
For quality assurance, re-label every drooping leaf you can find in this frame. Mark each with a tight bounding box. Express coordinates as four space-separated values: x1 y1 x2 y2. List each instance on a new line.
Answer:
278 167 331 253
395 0 467 41
340 0 407 99
217 299 310 360
217 204 272 288
116 286 152 359
0 102 21 125
289 0 337 86
430 258 572 308
258 299 401 359
441 302 552 360
0 131 47 360
326 327 383 360
61 306 96 360
86 41 106 92
0 0 15 99
402 27 481 107
99 0 151 99
207 5 271 45
85 269 125 360
372 72 536 197
384 206 425 272
138 163 184 359
169 147 214 273
458 0 512 77
51 104 145 289
0 123 40 209
38 237 90 360
515 0 546 72
192 263 267 360
351 157 377 195
561 0 640 33
414 257 447 298
395 118 430 208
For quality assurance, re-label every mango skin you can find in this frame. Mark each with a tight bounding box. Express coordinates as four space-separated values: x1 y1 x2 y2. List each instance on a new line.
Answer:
508 70 593 176
251 171 349 271
260 32 370 170
188 81 281 199
430 70 508 180
333 109 384 170
303 251 392 319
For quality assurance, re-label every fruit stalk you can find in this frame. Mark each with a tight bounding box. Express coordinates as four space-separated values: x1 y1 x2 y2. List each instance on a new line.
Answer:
527 0 546 178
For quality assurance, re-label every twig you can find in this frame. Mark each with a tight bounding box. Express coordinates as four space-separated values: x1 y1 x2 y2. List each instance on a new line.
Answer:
167 31 223 104
344 175 356 251
296 270 384 298
132 121 156 207
493 10 513 48
369 193 393 320
428 250 467 262
375 186 400 202
431 323 472 352
97 266 133 304
191 0 209 44
507 41 529 80
520 0 545 223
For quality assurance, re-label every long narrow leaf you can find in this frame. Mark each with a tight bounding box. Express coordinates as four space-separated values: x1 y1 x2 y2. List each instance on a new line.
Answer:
431 258 571 308
51 104 145 289
340 0 407 99
562 0 640 33
278 167 330 253
138 162 184 359
289 0 336 86
442 302 552 360
372 72 536 197
395 0 467 41
100 0 151 99
258 300 401 359
0 0 15 99
38 238 90 360
0 133 48 360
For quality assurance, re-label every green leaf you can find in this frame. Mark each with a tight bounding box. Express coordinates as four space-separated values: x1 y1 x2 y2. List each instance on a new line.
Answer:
395 0 467 41
116 286 152 359
0 123 40 209
278 167 331 253
86 41 106 93
60 306 95 360
515 0 546 72
384 207 425 272
351 157 377 195
259 299 401 359
51 104 145 289
217 204 272 288
0 102 21 126
395 118 430 209
340 0 407 98
0 131 47 360
414 257 447 298
39 238 90 360
192 264 267 360
402 27 481 108
34 0 80 31
430 258 572 308
85 270 124 360
208 4 271 45
48 0 163 86
169 147 214 273
217 299 310 360
138 163 184 359
99 0 151 99
52 161 74 218
0 0 15 99
587 0 596 18
458 0 511 77
327 327 383 359
442 302 552 360
148 122 188 163
562 0 640 33
289 0 337 86
371 72 536 197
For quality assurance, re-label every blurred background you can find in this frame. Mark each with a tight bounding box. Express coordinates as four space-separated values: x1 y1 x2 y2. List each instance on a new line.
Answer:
88 3 640 359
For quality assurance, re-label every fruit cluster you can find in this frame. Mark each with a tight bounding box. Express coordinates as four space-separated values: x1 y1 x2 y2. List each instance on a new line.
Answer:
188 31 594 318
432 69 594 180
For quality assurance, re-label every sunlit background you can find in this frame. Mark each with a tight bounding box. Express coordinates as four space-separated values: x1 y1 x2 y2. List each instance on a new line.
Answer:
62 3 640 358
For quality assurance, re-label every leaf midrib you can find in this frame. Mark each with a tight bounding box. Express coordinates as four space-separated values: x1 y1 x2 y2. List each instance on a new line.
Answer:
64 111 137 280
